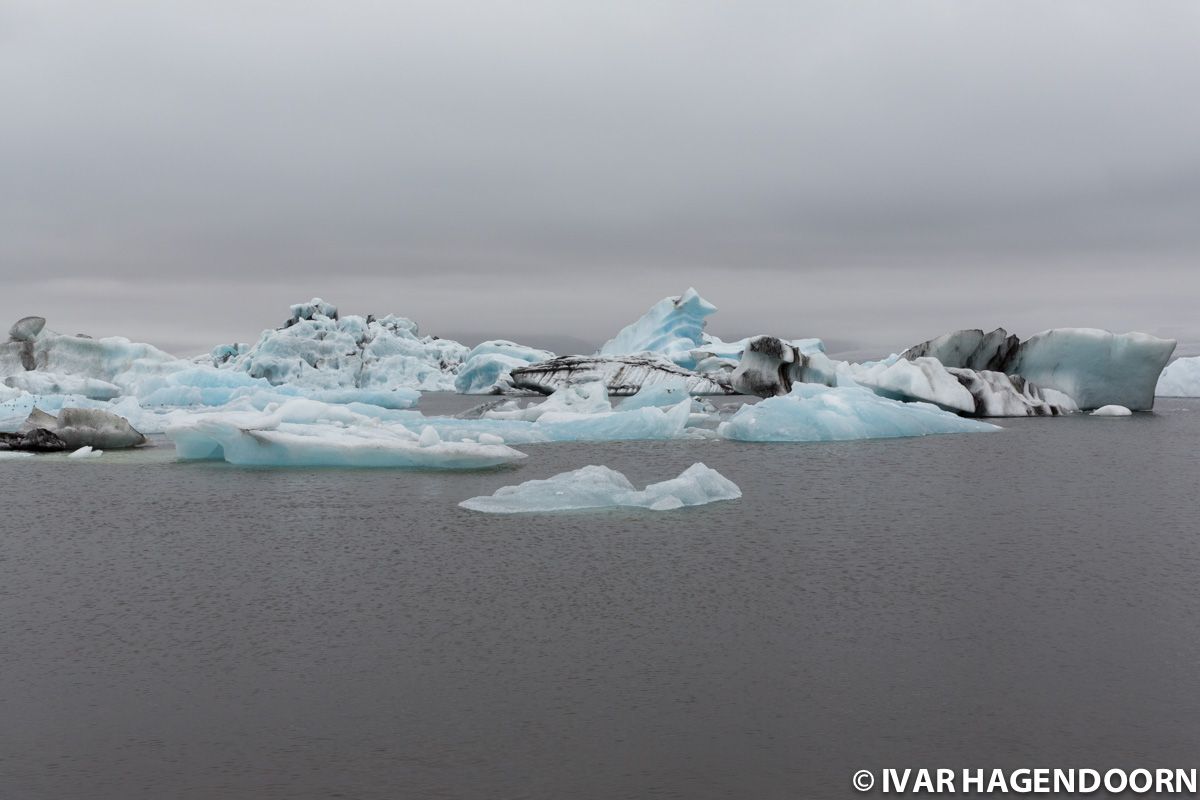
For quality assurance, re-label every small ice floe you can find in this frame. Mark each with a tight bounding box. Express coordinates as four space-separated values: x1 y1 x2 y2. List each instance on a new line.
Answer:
1090 405 1133 417
68 445 103 458
459 462 741 514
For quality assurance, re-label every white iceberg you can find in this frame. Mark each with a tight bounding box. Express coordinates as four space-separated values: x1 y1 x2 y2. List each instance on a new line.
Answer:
850 357 1077 417
717 383 999 442
459 462 741 513
68 445 103 458
598 288 717 370
1090 405 1133 416
1156 356 1200 397
165 399 527 468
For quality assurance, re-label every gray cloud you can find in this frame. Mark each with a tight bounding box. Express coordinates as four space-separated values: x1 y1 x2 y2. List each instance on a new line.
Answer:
2 1 1199 356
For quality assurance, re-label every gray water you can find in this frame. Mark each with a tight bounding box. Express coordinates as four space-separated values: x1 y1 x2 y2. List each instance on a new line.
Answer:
2 398 1199 799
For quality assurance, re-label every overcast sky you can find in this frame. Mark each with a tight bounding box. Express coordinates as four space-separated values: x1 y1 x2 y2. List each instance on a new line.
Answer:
3 1 1199 357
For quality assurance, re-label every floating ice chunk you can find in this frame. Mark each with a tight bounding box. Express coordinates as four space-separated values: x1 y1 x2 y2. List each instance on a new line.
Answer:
477 433 505 445
474 380 695 441
1007 329 1175 411
1089 402 1132 417
7 407 146 450
850 357 976 413
1156 356 1200 397
598 288 717 369
717 383 999 442
166 408 527 469
68 445 103 458
484 380 613 421
455 341 553 394
459 462 741 513
0 451 34 459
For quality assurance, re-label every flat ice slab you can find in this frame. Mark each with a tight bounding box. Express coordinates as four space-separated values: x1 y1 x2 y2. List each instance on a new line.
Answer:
459 462 741 513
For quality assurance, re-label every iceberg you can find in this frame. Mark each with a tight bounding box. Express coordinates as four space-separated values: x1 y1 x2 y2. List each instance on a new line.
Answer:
598 288 716 370
1007 329 1175 411
0 407 146 451
1090 405 1133 416
903 327 1175 411
165 399 527 468
454 341 555 394
212 299 469 393
849 357 1077 417
717 383 1000 442
68 445 103 458
509 355 728 396
729 335 838 397
1156 356 1200 397
459 462 741 513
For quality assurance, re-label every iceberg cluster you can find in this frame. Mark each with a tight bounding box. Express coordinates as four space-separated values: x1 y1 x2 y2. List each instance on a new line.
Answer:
1156 356 1200 397
459 462 741 513
717 384 999 442
0 288 1183 472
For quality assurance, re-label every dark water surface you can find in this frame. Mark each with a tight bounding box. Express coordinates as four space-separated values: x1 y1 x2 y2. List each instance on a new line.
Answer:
2 398 1199 799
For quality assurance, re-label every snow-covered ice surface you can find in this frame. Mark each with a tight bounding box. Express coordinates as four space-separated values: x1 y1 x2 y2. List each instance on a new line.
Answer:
1156 356 1200 397
717 384 999 442
459 462 741 513
1090 405 1133 416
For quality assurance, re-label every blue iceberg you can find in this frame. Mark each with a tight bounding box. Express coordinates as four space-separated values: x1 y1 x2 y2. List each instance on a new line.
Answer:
717 384 999 442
